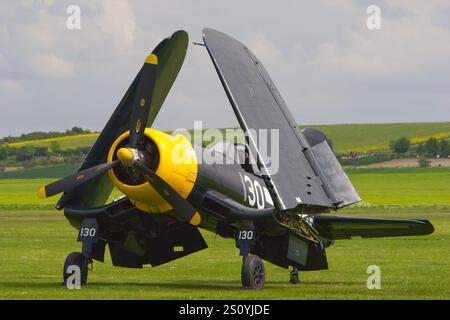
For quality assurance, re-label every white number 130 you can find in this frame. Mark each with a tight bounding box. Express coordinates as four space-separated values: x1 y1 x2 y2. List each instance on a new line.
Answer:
80 227 96 237
238 230 254 240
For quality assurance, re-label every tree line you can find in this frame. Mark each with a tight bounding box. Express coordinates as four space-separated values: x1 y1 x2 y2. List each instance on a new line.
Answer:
390 137 450 157
0 142 91 162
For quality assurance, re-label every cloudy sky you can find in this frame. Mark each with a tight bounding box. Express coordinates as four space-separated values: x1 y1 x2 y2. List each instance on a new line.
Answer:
1 0 449 137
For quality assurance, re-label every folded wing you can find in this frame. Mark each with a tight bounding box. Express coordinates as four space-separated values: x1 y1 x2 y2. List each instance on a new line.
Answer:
203 28 359 212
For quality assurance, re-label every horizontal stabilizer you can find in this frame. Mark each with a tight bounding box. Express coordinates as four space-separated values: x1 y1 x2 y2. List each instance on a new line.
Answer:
313 215 434 240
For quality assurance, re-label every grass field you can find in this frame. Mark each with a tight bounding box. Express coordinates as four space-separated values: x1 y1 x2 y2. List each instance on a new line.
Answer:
0 168 449 299
1 168 449 210
3 122 450 153
0 210 449 300
346 167 450 209
0 178 124 210
0 164 79 180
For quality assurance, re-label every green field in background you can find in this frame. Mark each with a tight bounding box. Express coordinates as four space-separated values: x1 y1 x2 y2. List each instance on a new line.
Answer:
1 167 449 210
0 164 79 180
3 122 450 153
0 179 124 209
310 122 450 152
346 167 450 208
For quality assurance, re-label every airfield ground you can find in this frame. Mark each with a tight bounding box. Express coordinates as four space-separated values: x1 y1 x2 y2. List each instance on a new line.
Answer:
0 167 449 299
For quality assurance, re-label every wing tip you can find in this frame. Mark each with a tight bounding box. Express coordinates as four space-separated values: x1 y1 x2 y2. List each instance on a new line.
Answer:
145 54 158 65
190 212 202 226
37 187 47 199
417 220 434 235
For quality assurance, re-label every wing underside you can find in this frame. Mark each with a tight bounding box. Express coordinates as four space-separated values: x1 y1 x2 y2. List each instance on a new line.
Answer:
313 215 434 240
203 28 359 211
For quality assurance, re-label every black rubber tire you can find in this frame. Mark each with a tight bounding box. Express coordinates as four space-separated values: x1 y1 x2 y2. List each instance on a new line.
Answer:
290 270 300 284
63 252 88 286
241 255 265 290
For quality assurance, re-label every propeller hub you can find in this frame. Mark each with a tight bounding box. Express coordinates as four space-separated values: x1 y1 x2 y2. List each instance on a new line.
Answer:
107 128 198 214
117 148 135 166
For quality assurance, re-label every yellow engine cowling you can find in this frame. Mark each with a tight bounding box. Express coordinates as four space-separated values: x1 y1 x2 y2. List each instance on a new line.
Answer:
107 128 198 213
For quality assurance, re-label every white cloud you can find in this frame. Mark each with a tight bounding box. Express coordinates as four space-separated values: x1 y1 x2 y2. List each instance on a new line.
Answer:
306 14 450 79
243 3 443 84
0 0 449 136
23 10 61 49
23 0 55 6
0 79 23 94
96 0 136 52
0 24 10 48
247 33 283 64
31 53 75 78
0 53 6 68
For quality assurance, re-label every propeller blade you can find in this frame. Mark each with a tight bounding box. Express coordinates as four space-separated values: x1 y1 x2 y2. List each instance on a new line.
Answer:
37 160 121 199
129 54 158 148
133 159 201 226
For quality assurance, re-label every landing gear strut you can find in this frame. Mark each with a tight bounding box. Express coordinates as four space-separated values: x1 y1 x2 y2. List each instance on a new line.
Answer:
290 266 300 284
236 222 265 289
63 218 99 287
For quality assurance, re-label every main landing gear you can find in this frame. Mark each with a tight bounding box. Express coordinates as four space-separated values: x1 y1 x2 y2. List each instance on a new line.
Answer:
63 218 99 287
236 223 265 290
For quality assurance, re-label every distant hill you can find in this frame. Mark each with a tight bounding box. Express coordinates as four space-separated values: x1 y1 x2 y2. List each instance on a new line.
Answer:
1 122 449 178
309 122 450 153
2 122 450 153
4 133 98 150
0 127 93 145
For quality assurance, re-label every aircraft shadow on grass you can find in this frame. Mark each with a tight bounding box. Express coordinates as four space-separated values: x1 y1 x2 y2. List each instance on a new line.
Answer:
0 279 361 292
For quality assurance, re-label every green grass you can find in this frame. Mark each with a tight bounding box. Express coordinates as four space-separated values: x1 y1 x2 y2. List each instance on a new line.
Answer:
0 168 449 299
0 179 58 207
347 168 450 208
0 210 448 299
0 164 79 180
0 179 124 210
1 168 449 210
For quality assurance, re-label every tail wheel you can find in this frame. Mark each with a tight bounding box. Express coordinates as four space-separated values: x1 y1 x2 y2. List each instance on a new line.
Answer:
63 252 88 286
241 254 265 290
290 269 300 284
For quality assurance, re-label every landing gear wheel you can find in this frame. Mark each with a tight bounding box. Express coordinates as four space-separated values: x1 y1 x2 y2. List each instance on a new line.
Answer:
290 268 299 284
63 252 88 286
241 255 265 290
